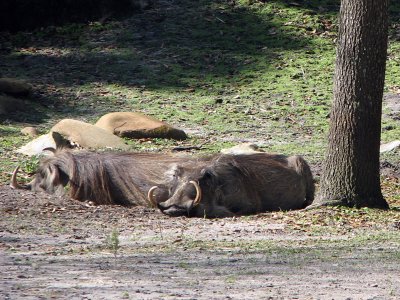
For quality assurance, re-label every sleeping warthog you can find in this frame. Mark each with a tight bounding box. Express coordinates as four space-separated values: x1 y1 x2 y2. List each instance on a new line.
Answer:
149 153 315 218
10 150 201 206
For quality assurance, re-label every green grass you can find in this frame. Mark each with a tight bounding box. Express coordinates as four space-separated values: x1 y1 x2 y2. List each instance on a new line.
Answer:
105 228 121 257
0 0 399 189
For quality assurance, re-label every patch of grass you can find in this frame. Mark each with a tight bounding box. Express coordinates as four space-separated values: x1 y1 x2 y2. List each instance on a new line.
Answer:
178 262 190 270
0 125 35 183
20 155 41 174
105 229 120 257
121 291 130 299
225 275 237 284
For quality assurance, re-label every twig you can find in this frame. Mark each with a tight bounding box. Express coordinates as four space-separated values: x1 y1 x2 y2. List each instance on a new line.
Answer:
215 16 225 23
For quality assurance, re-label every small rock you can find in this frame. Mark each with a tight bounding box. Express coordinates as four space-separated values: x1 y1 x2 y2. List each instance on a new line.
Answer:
21 127 39 137
51 119 128 150
95 112 187 140
380 140 400 153
16 133 58 156
221 143 265 155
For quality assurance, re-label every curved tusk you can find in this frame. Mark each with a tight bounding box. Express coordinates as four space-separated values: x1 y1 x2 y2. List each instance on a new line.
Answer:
189 180 202 206
147 186 159 208
10 166 27 189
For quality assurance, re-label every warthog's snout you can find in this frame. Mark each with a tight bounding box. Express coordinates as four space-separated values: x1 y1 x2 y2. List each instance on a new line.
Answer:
157 202 189 217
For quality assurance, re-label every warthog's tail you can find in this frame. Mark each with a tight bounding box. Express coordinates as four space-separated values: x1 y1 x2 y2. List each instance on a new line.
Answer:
288 155 315 207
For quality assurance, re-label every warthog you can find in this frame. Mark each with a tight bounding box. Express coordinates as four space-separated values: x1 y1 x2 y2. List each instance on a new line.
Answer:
10 150 203 206
149 153 315 218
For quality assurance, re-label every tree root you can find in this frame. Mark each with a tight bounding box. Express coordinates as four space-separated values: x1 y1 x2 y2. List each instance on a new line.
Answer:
304 199 348 210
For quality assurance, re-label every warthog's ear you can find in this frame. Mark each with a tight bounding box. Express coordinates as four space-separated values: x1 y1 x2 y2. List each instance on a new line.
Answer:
200 168 214 181
42 147 56 154
47 165 69 186
46 165 62 186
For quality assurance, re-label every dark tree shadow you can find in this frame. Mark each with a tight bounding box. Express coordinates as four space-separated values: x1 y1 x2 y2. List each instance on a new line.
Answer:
0 0 136 32
0 93 49 124
1 0 314 91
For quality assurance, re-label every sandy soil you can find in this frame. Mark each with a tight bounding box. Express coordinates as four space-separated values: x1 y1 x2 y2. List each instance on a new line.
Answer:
1 185 400 300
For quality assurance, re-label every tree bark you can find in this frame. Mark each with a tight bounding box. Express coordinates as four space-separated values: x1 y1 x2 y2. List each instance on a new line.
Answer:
314 0 390 209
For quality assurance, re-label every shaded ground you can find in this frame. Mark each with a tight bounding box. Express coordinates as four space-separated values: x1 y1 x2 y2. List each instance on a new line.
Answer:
1 185 400 299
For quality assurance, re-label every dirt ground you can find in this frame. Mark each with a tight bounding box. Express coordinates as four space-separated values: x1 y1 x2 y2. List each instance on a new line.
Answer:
1 183 400 300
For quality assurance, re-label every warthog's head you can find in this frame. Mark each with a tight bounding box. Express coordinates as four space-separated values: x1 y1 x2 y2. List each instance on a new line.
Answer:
10 148 69 195
147 153 316 218
148 164 209 217
10 163 69 195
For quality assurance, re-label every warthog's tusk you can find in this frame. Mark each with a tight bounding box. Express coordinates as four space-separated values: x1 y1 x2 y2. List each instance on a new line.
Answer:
147 186 158 208
10 166 26 189
189 181 202 206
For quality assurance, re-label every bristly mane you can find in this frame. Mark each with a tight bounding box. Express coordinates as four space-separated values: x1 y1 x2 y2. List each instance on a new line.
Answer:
37 150 215 206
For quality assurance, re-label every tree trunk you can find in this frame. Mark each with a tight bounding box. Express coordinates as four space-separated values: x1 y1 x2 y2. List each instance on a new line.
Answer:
314 0 390 208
